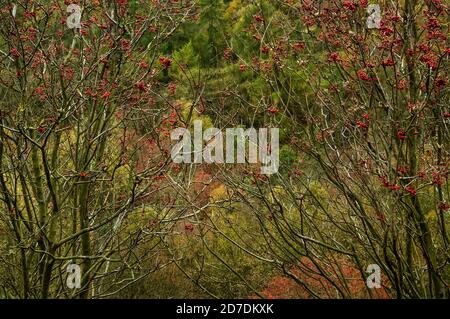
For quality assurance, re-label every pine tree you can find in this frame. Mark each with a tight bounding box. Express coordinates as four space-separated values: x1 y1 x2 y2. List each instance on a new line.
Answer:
195 0 227 67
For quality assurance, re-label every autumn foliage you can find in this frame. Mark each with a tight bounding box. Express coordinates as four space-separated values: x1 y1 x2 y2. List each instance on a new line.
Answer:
0 0 448 299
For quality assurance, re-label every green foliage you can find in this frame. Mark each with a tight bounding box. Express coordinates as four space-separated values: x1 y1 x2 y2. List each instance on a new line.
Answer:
173 41 199 69
194 0 227 66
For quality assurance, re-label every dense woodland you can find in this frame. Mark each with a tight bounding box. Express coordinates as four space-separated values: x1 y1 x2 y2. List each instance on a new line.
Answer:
0 0 449 299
